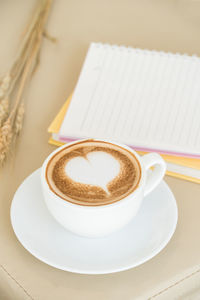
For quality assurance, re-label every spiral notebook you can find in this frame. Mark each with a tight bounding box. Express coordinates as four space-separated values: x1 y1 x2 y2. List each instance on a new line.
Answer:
58 43 200 158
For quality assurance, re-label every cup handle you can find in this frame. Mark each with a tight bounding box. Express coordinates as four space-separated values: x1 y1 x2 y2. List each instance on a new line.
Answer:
141 153 166 197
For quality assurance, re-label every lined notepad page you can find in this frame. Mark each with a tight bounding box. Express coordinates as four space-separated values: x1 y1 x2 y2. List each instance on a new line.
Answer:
59 43 200 156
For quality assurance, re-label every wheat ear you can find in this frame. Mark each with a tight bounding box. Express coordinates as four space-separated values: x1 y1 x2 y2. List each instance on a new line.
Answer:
0 119 13 165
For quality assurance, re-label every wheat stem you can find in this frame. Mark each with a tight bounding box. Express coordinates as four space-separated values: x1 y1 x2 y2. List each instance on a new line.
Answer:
9 0 52 121
0 0 53 166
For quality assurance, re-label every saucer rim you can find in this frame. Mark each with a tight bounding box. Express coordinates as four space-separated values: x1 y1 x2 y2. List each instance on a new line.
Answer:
10 168 178 274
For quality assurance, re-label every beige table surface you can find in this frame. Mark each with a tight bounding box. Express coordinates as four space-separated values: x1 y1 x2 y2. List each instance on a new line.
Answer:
1 1 200 299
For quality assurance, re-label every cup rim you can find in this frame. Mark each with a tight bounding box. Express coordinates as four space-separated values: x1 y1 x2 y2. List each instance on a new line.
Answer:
41 139 145 209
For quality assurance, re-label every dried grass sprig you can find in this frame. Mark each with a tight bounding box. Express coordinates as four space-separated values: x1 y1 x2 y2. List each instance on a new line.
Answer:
14 103 25 135
0 119 13 165
0 0 53 165
0 98 9 126
0 74 11 99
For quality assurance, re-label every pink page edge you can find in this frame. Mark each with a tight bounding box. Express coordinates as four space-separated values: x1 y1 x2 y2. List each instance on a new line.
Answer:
58 135 200 159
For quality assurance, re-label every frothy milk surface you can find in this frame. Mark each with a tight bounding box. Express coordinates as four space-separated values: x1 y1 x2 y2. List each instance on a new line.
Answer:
65 151 120 195
46 140 141 206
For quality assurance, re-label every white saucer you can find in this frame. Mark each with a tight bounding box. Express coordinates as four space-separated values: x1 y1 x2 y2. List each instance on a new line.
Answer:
10 169 178 274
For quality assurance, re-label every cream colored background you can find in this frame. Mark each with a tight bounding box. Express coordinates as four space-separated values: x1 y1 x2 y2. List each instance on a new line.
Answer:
1 1 200 299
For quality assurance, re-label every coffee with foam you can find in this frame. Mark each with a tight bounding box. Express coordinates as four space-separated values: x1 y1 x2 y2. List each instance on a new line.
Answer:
46 140 141 206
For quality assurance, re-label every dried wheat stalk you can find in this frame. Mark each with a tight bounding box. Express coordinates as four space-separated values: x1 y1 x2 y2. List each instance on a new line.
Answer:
0 0 53 165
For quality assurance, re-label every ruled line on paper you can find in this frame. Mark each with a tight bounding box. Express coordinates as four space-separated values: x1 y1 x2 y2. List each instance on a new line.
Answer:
80 44 108 130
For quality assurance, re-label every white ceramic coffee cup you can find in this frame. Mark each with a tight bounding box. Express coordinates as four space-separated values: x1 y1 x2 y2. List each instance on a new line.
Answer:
41 139 166 238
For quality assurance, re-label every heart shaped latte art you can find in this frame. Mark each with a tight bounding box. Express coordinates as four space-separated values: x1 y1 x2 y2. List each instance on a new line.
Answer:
65 151 120 194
